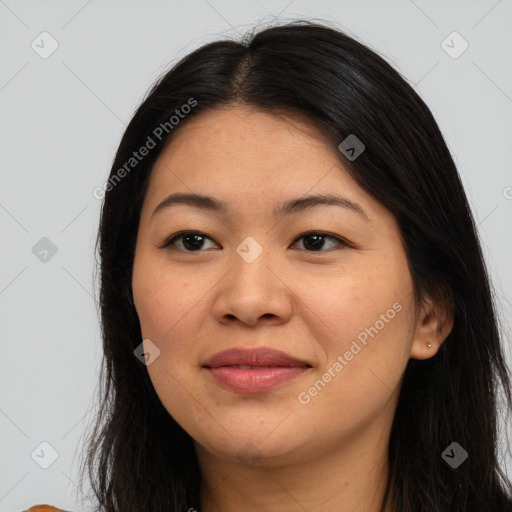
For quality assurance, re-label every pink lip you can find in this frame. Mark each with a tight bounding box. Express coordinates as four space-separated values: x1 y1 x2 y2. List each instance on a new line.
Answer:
202 347 311 394
202 347 310 368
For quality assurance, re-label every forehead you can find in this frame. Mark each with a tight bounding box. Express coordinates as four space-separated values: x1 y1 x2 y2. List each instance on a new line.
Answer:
147 106 358 193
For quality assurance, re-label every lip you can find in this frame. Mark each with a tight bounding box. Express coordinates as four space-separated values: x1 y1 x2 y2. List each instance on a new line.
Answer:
202 347 310 368
202 347 312 394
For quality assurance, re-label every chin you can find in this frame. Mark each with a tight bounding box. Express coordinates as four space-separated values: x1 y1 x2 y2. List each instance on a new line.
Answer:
194 426 309 467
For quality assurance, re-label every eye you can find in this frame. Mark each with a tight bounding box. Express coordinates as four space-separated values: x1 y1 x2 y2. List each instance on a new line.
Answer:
291 231 350 252
160 230 350 253
160 231 219 252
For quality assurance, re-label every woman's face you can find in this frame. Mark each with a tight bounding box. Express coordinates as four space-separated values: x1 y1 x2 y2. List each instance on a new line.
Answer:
131 105 437 468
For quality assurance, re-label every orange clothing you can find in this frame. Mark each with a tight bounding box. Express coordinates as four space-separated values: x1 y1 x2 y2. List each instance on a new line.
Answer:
24 506 66 512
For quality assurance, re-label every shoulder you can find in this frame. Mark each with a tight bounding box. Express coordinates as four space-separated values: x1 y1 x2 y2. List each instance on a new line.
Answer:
23 506 70 512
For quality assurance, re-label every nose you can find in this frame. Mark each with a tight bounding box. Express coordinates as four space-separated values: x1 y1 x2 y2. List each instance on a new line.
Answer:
211 248 294 327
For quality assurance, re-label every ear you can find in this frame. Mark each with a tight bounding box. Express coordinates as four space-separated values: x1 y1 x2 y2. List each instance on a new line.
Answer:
409 295 454 360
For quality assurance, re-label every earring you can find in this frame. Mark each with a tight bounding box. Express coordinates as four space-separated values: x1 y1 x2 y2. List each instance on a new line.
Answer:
427 343 432 349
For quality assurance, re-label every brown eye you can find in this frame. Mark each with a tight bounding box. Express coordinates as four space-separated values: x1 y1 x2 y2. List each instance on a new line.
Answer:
161 230 350 253
291 232 348 252
162 231 219 252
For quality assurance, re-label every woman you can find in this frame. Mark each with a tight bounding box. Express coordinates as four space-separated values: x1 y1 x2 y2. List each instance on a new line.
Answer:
60 19 511 512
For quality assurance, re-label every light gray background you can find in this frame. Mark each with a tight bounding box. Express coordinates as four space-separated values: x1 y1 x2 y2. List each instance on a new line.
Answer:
1 1 511 510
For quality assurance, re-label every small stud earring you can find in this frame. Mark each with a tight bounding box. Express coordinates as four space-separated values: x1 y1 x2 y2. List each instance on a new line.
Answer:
427 343 432 349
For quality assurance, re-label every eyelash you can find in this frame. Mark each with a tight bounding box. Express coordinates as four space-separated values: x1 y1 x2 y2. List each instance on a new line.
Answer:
160 230 353 253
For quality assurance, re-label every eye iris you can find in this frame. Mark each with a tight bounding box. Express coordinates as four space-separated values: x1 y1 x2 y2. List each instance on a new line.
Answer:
303 234 325 251
183 233 205 250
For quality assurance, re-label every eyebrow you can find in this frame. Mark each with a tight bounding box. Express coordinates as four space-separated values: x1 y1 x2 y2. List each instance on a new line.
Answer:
151 192 369 221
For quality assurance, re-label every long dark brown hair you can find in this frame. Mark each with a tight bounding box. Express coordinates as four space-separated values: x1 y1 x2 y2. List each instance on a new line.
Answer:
76 19 512 511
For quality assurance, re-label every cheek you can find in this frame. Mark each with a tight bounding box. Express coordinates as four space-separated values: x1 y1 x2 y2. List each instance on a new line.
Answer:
295 259 414 397
296 282 413 437
296 258 412 345
132 264 210 413
132 257 207 346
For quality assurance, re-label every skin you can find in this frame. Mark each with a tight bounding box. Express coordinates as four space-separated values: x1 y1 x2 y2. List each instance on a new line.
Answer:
131 105 454 512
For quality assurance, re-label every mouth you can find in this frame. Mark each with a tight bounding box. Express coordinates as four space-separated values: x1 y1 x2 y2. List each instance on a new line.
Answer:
209 363 309 369
202 347 312 393
202 347 311 368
